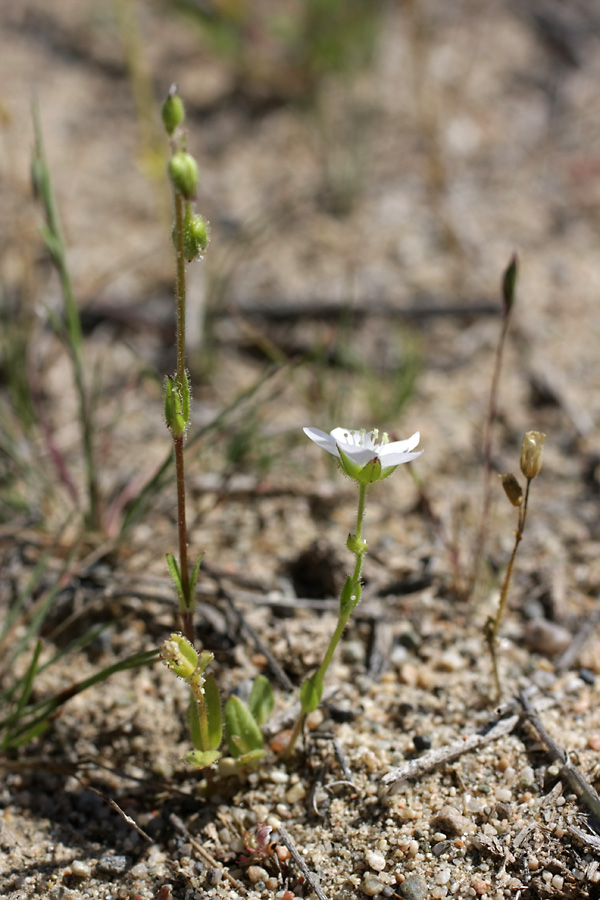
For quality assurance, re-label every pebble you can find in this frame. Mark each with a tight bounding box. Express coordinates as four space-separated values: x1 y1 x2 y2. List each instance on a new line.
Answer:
552 874 564 891
523 619 571 657
96 855 129 875
398 873 428 900
70 860 91 878
588 734 600 751
435 869 451 885
270 769 289 784
495 788 512 803
365 849 386 871
431 805 473 837
247 865 269 884
285 782 306 804
363 872 384 896
472 879 488 895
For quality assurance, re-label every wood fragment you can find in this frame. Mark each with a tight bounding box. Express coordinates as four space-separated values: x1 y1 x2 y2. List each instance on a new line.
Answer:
276 822 329 900
82 782 152 843
381 712 520 794
169 813 248 895
567 824 600 853
519 691 600 824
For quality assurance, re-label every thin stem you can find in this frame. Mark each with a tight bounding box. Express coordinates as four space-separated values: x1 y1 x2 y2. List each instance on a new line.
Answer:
470 308 512 599
174 193 187 389
284 482 369 756
487 477 531 701
172 191 192 640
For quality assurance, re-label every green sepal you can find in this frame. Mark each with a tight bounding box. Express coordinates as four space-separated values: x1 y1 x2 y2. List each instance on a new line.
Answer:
166 553 184 602
249 675 274 727
184 749 221 769
300 672 322 714
224 695 263 759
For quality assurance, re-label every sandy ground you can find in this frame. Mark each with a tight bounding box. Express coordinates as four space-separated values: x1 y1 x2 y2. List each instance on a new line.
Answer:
2 1 600 898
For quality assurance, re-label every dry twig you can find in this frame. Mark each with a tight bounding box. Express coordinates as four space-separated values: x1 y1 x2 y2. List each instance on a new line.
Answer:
381 710 520 794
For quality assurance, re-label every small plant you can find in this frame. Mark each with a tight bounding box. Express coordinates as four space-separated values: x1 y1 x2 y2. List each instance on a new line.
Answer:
161 85 210 644
160 88 275 772
284 426 422 754
224 674 274 766
485 430 546 701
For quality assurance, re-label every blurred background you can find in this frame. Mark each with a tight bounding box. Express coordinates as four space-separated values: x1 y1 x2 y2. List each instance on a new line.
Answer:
1 0 600 562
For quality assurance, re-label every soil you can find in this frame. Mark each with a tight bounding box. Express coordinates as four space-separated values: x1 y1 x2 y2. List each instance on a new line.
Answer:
3 2 600 899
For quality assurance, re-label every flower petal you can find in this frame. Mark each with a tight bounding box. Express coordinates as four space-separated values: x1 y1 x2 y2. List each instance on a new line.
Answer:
379 448 423 466
378 431 421 459
303 427 341 458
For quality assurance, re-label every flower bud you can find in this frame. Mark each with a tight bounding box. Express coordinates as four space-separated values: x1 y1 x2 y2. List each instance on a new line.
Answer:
520 431 546 480
502 253 518 316
500 473 523 507
162 84 185 135
168 151 198 199
346 533 368 555
161 632 199 679
183 212 210 261
164 376 186 438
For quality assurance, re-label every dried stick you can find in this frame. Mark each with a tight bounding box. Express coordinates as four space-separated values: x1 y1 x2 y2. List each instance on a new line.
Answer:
519 691 600 824
276 823 329 900
381 711 519 794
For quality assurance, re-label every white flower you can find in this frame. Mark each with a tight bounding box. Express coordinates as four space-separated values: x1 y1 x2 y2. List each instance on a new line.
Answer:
303 426 422 484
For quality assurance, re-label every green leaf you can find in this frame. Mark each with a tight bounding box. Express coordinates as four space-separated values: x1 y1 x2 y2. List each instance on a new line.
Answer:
184 749 221 769
204 673 222 750
166 553 184 600
187 695 203 750
234 748 265 767
248 675 274 727
224 695 263 759
300 672 322 714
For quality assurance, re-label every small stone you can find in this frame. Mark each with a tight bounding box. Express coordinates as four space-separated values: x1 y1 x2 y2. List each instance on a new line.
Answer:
365 849 386 871
70 860 91 878
495 788 512 802
580 668 595 685
552 875 564 891
398 873 428 900
589 734 600 751
431 805 473 837
206 867 223 884
413 735 432 752
285 781 306 804
472 879 488 895
527 855 539 871
435 869 451 885
270 769 290 784
523 619 571 657
247 865 269 884
96 855 129 875
363 872 384 896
